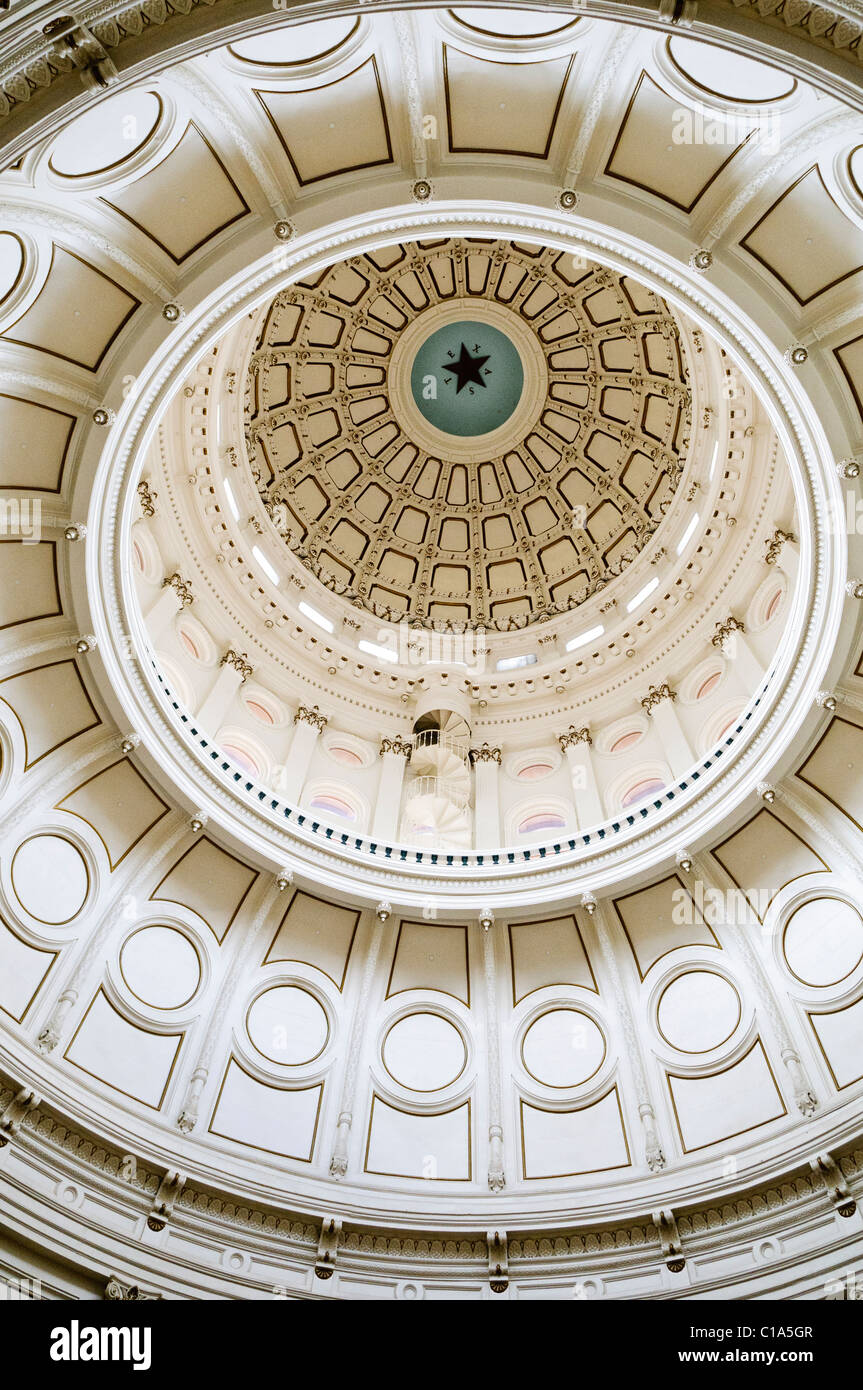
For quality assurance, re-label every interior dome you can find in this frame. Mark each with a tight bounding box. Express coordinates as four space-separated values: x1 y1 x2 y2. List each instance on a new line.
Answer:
246 239 691 629
0 0 862 1312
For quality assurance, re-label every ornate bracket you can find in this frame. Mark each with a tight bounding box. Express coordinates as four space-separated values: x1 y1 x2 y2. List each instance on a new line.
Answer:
41 16 119 92
711 615 745 648
315 1216 342 1280
653 1207 685 1272
147 1169 185 1232
487 1230 509 1294
810 1152 857 1218
294 705 328 733
221 649 254 683
558 725 592 750
380 734 412 759
162 572 193 608
764 528 796 565
641 683 677 714
0 1086 39 1148
470 743 502 764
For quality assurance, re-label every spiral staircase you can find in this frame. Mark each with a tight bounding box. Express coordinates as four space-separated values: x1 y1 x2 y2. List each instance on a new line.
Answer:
402 709 473 849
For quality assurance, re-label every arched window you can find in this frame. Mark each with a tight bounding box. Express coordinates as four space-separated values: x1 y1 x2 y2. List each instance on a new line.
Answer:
622 777 666 808
518 811 566 835
309 794 356 821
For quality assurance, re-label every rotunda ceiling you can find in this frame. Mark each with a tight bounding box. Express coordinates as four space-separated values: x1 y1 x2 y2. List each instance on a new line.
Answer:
247 239 691 630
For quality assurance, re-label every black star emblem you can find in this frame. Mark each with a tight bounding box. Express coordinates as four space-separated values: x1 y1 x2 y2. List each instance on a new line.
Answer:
442 342 490 394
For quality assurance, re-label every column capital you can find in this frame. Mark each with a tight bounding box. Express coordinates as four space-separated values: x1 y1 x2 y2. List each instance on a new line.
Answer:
641 682 677 714
220 648 254 682
380 734 412 759
470 742 502 765
558 725 592 750
161 572 193 607
294 704 328 733
711 615 745 648
764 528 796 565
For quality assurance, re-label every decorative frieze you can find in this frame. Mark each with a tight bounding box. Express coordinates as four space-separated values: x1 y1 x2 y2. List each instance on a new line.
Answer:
294 705 328 733
640 683 677 714
220 649 253 683
558 725 592 750
161 572 193 608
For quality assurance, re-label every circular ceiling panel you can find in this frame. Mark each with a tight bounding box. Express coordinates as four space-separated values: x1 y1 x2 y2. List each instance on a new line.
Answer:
0 232 23 303
521 1008 606 1087
783 899 863 988
227 16 360 65
119 925 201 1010
246 985 329 1065
11 835 89 925
383 1012 467 1091
48 90 162 178
667 37 796 103
247 238 690 631
657 971 741 1053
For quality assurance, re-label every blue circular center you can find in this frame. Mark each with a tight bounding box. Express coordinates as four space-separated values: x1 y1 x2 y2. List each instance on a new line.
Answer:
410 320 524 437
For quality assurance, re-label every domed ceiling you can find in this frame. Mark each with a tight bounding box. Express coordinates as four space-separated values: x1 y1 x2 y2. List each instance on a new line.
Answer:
247 239 690 629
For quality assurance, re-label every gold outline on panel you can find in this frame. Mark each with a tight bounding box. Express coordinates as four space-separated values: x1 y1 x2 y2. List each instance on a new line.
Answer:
48 92 165 179
381 1011 468 1094
363 1092 473 1181
710 808 829 922
0 539 61 632
442 45 575 160
664 35 796 104
520 1006 607 1089
1 245 140 372
254 56 394 188
101 122 251 265
149 835 258 944
835 332 863 426
0 657 101 771
118 923 203 1012
56 758 170 872
782 899 863 990
64 988 184 1111
740 166 863 307
665 1038 787 1153
0 393 76 494
807 996 863 1091
245 982 331 1067
508 915 599 1006
603 71 753 214
10 832 90 926
519 1085 631 1180
655 968 742 1055
227 17 361 66
385 919 471 1007
0 230 26 306
0 913 57 1023
612 873 721 982
261 886 359 990
796 714 863 836
447 8 580 40
208 1053 323 1162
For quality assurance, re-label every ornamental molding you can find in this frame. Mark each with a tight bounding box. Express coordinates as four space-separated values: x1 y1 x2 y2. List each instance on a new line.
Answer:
558 726 592 750
765 528 797 565
220 648 253 683
294 704 328 733
136 480 157 518
380 734 412 759
711 616 746 647
161 572 193 607
640 683 677 714
470 743 502 765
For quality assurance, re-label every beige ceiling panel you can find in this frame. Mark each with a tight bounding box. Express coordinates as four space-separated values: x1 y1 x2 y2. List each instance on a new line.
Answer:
667 1041 786 1152
809 997 863 1090
0 395 75 492
521 1089 629 1178
365 1096 471 1180
209 1058 322 1160
2 247 138 370
605 73 748 212
796 715 863 835
264 890 359 990
57 759 169 870
443 46 573 158
150 837 258 943
387 921 469 1004
711 808 829 919
741 167 863 304
65 990 182 1109
0 915 56 1023
0 540 60 630
834 333 863 423
508 916 597 1004
0 658 99 769
614 875 720 980
103 124 248 262
256 58 393 185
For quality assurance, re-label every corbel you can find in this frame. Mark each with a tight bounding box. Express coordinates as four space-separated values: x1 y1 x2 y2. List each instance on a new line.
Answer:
810 1152 857 1218
147 1169 185 1232
0 1087 39 1147
487 1229 508 1294
653 1207 685 1272
315 1216 342 1280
